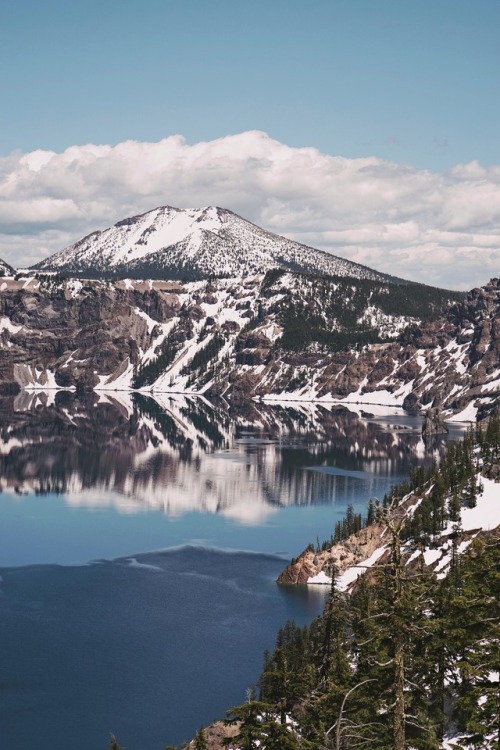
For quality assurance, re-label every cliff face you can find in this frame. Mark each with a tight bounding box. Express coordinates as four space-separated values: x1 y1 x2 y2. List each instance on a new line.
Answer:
0 272 498 420
0 277 181 390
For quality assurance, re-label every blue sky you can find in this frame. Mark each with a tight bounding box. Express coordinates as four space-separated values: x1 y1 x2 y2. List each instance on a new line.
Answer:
2 0 499 169
0 0 499 288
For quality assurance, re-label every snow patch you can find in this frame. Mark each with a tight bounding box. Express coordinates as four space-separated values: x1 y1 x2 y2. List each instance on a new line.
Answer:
447 401 478 422
307 571 332 585
451 477 500 532
0 317 22 334
337 546 388 591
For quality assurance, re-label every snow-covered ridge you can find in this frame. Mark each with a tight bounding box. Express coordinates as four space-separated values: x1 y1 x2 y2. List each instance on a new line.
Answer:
32 204 400 283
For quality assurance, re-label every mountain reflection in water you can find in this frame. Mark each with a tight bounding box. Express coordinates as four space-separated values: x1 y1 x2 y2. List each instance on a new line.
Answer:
0 391 450 524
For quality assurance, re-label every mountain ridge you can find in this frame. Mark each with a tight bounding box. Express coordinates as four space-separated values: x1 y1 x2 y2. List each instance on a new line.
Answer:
1 270 498 421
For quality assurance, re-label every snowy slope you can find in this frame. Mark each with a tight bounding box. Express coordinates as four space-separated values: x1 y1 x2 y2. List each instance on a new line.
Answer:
32 205 401 283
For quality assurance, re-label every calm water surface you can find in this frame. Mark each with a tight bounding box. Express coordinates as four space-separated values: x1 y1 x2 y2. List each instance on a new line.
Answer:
0 392 456 749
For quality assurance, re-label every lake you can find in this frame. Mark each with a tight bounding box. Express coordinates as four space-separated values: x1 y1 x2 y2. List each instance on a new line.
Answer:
0 392 456 749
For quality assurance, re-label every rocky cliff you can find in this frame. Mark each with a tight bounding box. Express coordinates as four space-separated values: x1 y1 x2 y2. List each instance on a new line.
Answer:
278 460 500 588
277 523 386 585
0 271 498 420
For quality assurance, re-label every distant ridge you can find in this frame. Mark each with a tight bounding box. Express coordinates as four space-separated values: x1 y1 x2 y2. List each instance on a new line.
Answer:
32 205 407 283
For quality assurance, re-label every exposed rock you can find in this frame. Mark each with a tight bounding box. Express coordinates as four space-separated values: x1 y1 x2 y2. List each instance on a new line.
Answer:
184 720 239 750
0 256 14 275
277 524 385 585
422 408 449 436
278 496 499 587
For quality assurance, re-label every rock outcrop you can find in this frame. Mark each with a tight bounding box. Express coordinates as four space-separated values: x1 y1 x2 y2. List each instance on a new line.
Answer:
422 408 449 436
277 524 385 585
184 721 239 750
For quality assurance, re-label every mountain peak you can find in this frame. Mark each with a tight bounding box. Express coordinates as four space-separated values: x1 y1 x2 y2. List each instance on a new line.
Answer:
32 204 402 283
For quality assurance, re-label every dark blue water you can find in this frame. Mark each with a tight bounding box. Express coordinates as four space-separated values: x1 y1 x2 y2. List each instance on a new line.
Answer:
0 547 326 750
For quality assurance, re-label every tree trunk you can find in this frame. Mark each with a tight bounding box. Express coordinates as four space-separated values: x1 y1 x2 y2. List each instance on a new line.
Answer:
390 520 406 750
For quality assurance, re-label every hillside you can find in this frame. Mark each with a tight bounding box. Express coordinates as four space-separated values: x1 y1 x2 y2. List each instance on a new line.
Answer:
32 205 405 283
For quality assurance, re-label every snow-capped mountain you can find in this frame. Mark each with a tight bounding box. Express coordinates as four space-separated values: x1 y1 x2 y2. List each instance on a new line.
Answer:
32 205 401 282
0 256 14 276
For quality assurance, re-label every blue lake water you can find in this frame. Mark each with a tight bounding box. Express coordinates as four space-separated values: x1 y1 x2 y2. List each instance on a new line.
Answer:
0 393 456 748
0 547 326 750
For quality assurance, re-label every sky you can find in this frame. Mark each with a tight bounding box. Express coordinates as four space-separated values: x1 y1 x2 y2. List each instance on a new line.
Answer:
0 0 499 289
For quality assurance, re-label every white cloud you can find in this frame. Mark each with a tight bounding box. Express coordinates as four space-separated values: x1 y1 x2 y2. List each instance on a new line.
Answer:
0 130 499 289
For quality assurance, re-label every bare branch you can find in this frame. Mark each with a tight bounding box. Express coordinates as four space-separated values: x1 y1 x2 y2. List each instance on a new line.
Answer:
325 678 377 750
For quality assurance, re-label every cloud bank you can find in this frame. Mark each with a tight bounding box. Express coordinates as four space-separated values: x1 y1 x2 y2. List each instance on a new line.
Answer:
1 131 499 289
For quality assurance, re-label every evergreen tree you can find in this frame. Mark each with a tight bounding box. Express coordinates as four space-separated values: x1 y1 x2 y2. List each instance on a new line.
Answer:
366 498 376 526
224 701 270 749
221 424 500 750
193 726 208 750
260 621 314 723
318 571 351 689
441 537 500 743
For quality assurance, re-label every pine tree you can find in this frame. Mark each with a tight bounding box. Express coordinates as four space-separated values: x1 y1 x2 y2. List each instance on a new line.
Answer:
318 571 351 689
258 719 301 749
366 498 376 526
219 423 499 750
368 503 440 749
224 701 269 749
193 726 208 750
260 620 315 723
441 537 500 743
